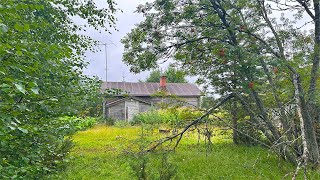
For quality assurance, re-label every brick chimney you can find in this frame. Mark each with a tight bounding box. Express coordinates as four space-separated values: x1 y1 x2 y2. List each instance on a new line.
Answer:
160 75 167 91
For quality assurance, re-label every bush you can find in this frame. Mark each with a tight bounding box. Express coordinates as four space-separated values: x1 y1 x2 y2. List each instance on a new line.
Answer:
0 116 97 179
131 110 169 125
132 107 203 127
58 116 97 132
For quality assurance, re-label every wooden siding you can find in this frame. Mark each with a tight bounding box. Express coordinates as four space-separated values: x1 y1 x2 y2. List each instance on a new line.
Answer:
125 100 139 121
108 101 125 120
136 96 200 108
180 97 200 107
106 96 199 121
139 102 151 112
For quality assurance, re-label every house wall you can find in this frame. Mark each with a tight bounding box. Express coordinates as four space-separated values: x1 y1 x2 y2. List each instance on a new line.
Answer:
125 100 139 121
137 96 200 107
125 100 152 121
139 102 151 112
180 97 200 107
106 96 200 121
107 99 152 121
108 101 125 120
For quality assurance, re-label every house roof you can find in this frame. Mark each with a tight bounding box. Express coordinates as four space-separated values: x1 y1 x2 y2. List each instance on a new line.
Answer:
101 82 201 97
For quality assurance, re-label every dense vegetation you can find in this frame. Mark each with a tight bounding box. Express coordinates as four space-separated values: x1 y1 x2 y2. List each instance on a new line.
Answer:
132 106 201 123
122 0 320 168
0 0 117 178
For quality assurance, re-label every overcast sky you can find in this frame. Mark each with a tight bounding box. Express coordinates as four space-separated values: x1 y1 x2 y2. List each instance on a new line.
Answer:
83 0 158 83
81 0 311 84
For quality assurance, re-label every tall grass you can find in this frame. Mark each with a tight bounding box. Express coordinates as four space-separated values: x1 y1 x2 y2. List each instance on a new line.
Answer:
53 125 320 179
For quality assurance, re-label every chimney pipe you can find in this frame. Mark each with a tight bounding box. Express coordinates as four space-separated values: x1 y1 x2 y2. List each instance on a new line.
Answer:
160 75 167 91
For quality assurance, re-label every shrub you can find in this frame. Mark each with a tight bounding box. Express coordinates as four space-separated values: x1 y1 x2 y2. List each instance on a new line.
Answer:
0 116 97 179
132 107 203 128
57 116 97 132
132 110 170 125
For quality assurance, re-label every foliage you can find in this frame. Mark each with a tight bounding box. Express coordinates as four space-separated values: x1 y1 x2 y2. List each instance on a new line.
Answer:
132 109 172 125
145 69 162 83
122 0 320 164
78 78 105 117
58 116 97 132
0 116 97 179
126 126 177 180
56 125 320 179
145 64 187 83
200 96 217 109
132 107 203 127
0 0 117 178
150 90 191 109
128 152 177 180
235 118 264 145
105 88 125 97
105 117 115 125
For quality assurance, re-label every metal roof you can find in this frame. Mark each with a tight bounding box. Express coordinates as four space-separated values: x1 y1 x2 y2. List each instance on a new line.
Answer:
101 82 201 97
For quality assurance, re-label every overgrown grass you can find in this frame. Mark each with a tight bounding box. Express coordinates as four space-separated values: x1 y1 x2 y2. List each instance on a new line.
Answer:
54 125 320 179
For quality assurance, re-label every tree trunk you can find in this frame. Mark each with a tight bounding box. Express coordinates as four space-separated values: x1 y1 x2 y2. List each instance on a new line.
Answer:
250 90 281 140
308 0 320 104
293 74 319 164
235 93 275 142
231 101 238 144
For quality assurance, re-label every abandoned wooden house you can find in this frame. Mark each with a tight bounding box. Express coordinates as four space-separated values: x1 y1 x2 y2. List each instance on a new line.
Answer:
101 76 202 121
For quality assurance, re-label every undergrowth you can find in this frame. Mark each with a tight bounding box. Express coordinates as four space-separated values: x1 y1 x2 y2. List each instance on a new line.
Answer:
54 124 320 179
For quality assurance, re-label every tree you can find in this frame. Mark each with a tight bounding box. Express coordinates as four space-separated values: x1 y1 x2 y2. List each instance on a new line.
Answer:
0 0 117 178
146 69 162 82
122 0 320 166
145 64 188 83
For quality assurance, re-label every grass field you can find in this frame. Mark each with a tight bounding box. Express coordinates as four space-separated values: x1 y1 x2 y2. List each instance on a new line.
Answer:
54 124 320 179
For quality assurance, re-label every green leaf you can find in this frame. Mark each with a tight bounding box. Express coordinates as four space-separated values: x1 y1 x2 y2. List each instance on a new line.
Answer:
14 23 24 32
16 51 23 56
8 126 16 130
0 23 8 33
14 83 26 94
18 127 28 134
31 87 39 94
0 83 11 93
24 24 30 31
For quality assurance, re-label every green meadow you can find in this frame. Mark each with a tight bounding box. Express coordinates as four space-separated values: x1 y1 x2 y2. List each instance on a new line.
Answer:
54 125 320 179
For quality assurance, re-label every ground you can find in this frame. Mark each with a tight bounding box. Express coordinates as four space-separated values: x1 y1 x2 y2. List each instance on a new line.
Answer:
54 124 320 179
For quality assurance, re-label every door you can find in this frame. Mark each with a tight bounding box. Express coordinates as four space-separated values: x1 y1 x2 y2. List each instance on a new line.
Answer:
125 100 139 122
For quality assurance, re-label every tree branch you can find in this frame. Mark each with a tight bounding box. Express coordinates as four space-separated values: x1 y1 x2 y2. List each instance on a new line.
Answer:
142 94 235 153
296 0 315 20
